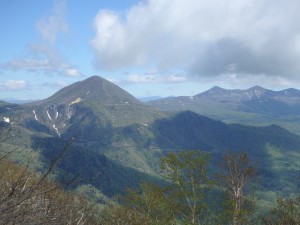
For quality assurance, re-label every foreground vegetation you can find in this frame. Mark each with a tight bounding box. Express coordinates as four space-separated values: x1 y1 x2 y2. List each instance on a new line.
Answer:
99 151 299 225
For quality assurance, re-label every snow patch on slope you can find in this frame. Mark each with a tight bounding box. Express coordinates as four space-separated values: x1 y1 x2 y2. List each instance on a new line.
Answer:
33 110 38 121
52 124 60 137
46 110 53 121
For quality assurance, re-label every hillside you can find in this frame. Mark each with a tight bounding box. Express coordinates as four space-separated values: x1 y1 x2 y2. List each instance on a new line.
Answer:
1 76 167 137
0 76 299 202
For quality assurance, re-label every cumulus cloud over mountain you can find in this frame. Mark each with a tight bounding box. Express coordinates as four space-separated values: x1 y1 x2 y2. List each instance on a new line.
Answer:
91 0 300 80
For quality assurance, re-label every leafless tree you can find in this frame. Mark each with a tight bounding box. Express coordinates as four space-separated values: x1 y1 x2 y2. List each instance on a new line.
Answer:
219 151 255 225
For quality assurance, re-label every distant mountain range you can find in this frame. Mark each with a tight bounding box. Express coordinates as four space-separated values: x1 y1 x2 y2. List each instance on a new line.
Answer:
148 85 300 135
0 76 299 202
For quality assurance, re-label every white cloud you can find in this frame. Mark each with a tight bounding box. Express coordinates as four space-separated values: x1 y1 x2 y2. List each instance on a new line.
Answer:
1 0 83 78
168 75 187 83
125 73 187 84
36 0 68 44
91 9 148 70
91 0 300 79
65 68 81 77
4 58 52 71
2 51 82 77
0 80 27 91
127 74 158 83
40 80 68 89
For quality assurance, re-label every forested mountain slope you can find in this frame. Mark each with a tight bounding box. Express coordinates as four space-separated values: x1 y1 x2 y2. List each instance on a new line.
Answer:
0 76 299 201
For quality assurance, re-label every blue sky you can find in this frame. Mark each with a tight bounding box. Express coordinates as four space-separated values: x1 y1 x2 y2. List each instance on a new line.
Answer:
1 0 300 100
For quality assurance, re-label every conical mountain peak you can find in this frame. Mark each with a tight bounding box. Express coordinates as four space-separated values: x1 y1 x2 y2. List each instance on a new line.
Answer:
195 86 228 98
245 86 272 98
33 76 141 105
208 86 227 93
247 85 268 92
